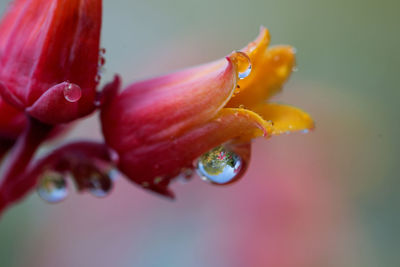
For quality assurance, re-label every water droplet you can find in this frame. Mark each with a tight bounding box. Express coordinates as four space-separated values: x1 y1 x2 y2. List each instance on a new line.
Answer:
94 74 101 83
37 171 68 203
99 48 106 55
175 168 194 184
108 169 119 181
292 66 298 72
154 176 163 184
87 173 113 198
196 145 243 185
231 51 252 80
98 56 106 67
94 99 102 107
109 148 120 164
301 129 310 134
63 83 82 102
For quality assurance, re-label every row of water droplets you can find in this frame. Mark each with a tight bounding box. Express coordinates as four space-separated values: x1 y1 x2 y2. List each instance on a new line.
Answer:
95 48 106 84
37 169 118 203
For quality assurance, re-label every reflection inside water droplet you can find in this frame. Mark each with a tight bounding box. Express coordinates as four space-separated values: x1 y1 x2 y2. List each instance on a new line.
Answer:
196 145 243 185
230 51 252 80
63 83 82 102
238 64 251 79
37 171 68 203
87 173 113 197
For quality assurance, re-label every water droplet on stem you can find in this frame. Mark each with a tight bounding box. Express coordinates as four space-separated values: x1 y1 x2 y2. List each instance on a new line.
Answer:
87 173 113 198
37 171 68 203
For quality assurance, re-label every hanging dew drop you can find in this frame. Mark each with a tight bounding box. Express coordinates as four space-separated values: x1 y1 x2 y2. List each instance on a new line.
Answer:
63 83 82 102
87 173 113 198
196 145 243 185
230 51 252 80
238 64 251 79
37 171 68 203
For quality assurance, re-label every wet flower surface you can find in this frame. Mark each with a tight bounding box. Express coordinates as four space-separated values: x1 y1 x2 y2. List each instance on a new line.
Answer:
101 27 314 197
0 0 313 215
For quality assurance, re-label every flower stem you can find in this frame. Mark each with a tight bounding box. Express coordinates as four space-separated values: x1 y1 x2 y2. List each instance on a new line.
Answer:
0 117 52 215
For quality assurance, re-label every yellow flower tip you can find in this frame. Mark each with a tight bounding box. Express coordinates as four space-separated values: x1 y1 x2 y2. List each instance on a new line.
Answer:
267 45 296 80
243 26 271 55
226 29 297 109
252 103 314 136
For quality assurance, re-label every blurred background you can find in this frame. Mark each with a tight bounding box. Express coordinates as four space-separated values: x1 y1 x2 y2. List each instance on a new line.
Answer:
0 0 399 266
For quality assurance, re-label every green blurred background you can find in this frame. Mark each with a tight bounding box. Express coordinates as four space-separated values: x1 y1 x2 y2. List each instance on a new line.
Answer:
0 0 399 266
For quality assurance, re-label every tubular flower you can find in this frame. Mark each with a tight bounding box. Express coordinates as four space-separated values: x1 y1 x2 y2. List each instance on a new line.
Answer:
101 27 314 197
0 0 102 124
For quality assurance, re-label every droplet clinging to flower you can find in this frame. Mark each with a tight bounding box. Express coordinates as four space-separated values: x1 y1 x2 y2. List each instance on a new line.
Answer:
87 173 113 198
36 171 68 203
197 145 243 185
231 51 252 80
63 83 82 103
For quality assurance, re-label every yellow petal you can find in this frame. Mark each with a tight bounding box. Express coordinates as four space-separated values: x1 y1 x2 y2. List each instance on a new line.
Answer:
211 108 273 142
226 27 296 108
252 103 314 135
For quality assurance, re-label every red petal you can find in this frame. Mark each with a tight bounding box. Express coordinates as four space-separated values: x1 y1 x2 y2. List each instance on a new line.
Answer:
101 58 237 154
26 82 95 124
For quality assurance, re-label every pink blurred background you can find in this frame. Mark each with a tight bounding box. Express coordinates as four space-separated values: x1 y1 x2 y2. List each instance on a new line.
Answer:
0 0 398 266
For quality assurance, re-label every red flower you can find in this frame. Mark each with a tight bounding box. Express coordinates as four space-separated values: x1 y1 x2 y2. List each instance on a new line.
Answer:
0 0 314 215
101 28 314 197
0 0 102 124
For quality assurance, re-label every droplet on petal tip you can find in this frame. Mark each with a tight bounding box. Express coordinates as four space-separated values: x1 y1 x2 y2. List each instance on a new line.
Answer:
228 51 252 80
36 171 68 203
196 145 244 185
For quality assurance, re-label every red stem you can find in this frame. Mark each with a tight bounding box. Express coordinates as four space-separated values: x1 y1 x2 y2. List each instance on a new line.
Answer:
0 117 52 214
0 139 111 216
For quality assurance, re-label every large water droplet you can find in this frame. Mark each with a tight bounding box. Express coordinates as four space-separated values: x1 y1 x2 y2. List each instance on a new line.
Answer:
87 173 113 197
175 168 194 184
230 51 252 80
236 51 252 79
37 171 68 203
63 83 82 102
196 145 243 185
